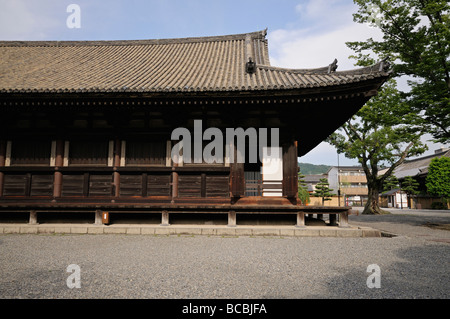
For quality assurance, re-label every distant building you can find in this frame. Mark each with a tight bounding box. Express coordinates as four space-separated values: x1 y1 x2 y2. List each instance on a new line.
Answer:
380 148 450 209
389 148 449 187
327 166 368 206
380 189 408 209
303 174 326 193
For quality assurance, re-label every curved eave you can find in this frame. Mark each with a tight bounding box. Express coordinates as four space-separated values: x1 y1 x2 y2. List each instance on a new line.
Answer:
0 69 390 95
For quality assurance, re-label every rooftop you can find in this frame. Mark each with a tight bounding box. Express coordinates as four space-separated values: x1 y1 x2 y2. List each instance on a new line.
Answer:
393 149 450 179
327 166 365 173
0 30 390 94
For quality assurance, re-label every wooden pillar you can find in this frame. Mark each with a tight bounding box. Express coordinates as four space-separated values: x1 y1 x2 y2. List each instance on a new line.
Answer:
296 211 305 228
113 139 121 197
230 143 244 198
228 210 236 227
161 210 170 226
329 214 337 226
201 173 206 197
172 171 179 200
172 142 179 201
0 140 5 197
53 140 64 198
282 140 298 200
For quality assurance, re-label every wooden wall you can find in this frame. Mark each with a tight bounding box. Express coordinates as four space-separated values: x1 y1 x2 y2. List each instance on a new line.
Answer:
0 110 299 206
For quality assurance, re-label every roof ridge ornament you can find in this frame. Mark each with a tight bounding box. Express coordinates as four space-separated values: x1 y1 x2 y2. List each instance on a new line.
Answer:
328 59 338 74
379 57 391 72
262 28 268 38
246 57 256 74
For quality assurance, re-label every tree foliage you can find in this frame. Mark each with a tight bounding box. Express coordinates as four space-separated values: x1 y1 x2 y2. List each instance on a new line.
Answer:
402 176 420 208
313 178 334 205
401 176 420 196
298 171 310 205
327 79 427 214
347 0 450 143
426 156 450 200
383 175 400 192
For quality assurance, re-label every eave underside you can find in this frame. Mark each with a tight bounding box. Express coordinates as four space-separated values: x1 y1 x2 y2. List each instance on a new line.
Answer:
0 76 387 157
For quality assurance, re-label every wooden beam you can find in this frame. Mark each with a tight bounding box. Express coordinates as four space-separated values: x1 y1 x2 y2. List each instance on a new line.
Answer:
107 140 114 167
142 173 148 197
25 173 32 197
0 140 5 197
5 141 11 167
113 139 121 197
63 141 69 167
172 144 179 200
201 173 206 198
83 173 90 197
53 140 64 198
282 140 298 200
172 171 178 200
230 143 245 198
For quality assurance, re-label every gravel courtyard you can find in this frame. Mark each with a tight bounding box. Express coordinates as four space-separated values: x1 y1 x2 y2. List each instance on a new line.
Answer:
0 209 449 299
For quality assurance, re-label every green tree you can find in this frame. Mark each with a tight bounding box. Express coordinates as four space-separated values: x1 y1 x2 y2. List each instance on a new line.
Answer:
347 0 450 143
327 79 427 214
298 171 310 205
383 175 400 192
402 176 420 208
313 178 334 205
426 157 450 204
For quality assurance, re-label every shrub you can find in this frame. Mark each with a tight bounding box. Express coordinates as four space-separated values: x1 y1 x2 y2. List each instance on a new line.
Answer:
431 202 446 210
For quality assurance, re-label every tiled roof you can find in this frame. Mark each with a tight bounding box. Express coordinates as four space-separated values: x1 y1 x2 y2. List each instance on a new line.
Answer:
0 30 390 94
304 174 326 183
393 150 450 178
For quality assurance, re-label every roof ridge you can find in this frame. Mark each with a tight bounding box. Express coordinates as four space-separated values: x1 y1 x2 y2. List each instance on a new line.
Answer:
0 30 267 48
403 149 450 164
258 59 391 76
257 64 330 74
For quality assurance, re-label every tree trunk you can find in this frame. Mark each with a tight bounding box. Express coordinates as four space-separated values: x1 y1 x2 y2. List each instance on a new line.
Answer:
362 181 389 215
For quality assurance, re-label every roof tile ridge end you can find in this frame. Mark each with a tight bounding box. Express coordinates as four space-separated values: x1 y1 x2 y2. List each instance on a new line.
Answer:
334 60 392 76
0 30 268 47
256 64 329 74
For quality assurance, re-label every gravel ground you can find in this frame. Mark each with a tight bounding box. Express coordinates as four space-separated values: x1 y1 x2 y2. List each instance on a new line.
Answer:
0 208 449 300
349 207 450 241
0 234 448 300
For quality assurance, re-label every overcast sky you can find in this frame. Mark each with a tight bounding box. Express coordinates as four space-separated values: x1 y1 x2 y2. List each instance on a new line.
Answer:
0 0 447 166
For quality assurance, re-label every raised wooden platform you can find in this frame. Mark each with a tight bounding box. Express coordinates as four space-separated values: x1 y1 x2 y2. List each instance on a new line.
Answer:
0 202 351 228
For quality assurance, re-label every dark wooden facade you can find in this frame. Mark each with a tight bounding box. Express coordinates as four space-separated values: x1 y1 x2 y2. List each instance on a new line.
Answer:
0 30 390 226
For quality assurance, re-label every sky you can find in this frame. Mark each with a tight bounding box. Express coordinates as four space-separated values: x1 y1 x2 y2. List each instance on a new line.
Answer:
0 0 447 166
